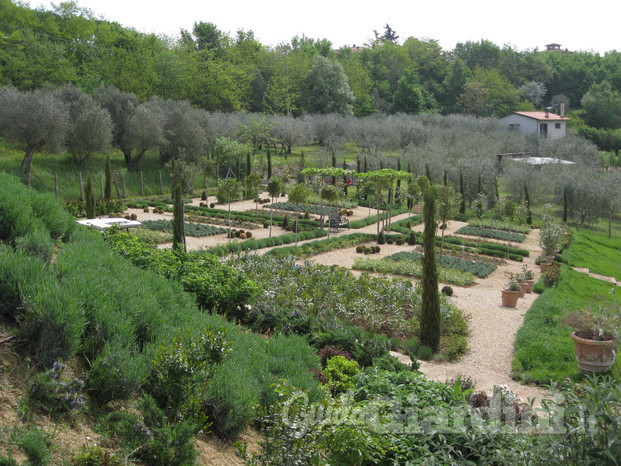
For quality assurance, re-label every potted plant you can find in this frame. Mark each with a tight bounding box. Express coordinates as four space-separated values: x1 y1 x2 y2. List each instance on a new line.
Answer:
539 207 564 261
520 265 535 294
515 273 526 298
501 275 521 308
566 298 619 373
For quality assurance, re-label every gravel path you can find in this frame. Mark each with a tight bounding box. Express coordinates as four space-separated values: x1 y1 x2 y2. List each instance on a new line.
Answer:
122 199 549 402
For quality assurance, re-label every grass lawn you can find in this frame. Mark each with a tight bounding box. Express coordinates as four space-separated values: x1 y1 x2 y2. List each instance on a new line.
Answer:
561 226 621 281
512 266 621 385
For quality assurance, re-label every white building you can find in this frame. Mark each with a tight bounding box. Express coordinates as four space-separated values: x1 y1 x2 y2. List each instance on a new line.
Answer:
499 111 570 140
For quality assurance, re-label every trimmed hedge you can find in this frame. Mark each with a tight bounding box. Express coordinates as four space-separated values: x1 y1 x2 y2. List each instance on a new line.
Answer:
455 225 526 243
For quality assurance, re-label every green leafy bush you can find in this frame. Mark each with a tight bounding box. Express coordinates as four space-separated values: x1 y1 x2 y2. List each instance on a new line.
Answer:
146 326 231 431
324 355 360 394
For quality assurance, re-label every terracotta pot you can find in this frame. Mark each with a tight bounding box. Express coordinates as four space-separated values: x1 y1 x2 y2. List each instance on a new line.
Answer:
518 282 527 297
546 255 555 264
413 205 421 214
540 262 551 273
570 331 618 373
522 280 534 293
501 289 520 308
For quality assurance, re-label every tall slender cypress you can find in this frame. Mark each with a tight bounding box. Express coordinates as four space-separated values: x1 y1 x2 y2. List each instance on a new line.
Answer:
267 149 272 179
443 169 448 186
85 176 95 219
562 186 568 223
172 182 185 251
104 156 112 200
459 172 466 214
246 152 252 177
419 176 440 352
524 183 532 225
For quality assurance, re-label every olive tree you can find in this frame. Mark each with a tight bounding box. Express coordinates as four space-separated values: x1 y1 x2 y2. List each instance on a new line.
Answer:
266 176 284 237
216 178 243 238
0 86 68 179
53 85 112 166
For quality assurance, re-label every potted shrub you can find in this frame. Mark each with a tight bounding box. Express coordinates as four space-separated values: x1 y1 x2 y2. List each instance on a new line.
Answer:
539 208 564 259
520 265 535 294
501 275 521 308
566 299 619 373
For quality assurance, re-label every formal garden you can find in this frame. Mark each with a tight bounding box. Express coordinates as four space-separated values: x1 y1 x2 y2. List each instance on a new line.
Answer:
0 3 620 459
0 109 620 463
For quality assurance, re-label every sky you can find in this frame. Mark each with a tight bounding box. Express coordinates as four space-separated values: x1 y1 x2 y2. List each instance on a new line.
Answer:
32 0 619 55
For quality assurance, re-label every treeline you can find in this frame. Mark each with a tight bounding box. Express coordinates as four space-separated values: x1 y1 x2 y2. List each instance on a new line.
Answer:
1 0 621 122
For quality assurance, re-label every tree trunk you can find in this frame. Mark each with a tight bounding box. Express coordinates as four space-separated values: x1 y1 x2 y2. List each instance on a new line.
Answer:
20 143 41 176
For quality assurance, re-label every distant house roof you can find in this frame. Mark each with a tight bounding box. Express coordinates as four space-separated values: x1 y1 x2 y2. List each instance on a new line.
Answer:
504 111 570 121
510 157 576 166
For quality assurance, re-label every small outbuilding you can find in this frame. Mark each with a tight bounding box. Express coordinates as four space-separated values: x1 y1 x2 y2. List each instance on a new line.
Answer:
499 110 570 140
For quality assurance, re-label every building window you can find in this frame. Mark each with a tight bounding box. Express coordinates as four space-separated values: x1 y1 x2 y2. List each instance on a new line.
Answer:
539 123 548 136
555 123 561 129
508 124 520 131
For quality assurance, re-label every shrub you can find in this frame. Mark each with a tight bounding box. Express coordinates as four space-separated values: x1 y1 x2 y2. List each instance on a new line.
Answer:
543 262 561 288
72 445 123 466
201 191 208 201
417 345 433 360
441 285 454 297
143 206 150 212
102 396 197 466
441 335 468 361
403 337 421 361
14 227 54 262
386 238 394 245
88 340 147 404
324 355 360 394
377 231 386 244
130 213 138 221
356 245 364 254
13 427 52 466
18 277 85 367
395 238 404 246
146 326 230 431
29 361 85 417
318 346 352 367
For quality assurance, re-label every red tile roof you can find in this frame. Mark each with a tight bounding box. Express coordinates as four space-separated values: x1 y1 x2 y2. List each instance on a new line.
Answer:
511 111 570 121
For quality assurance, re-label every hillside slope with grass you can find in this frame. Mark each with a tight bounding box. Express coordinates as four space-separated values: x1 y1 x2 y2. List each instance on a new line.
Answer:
0 172 323 463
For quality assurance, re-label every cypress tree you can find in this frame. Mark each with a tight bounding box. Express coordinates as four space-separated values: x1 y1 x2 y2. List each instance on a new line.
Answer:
246 152 252 177
443 169 448 186
396 159 402 205
267 149 272 179
425 164 431 181
562 186 568 223
85 176 96 219
419 176 440 352
459 172 466 214
172 182 185 251
524 183 532 225
356 154 361 173
104 156 112 200
364 156 368 173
